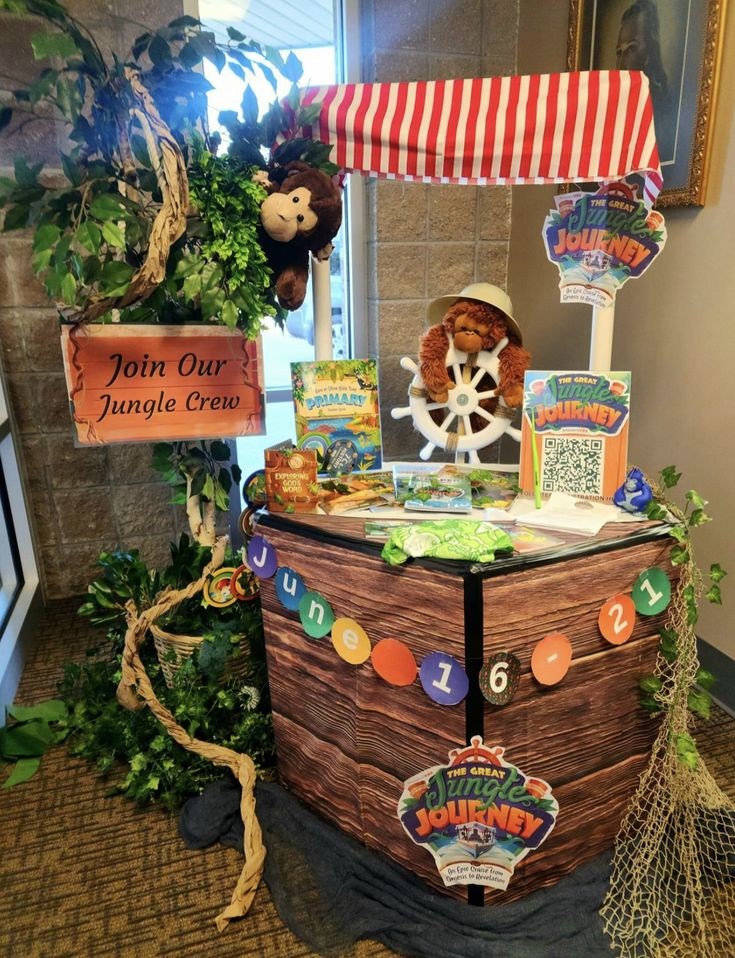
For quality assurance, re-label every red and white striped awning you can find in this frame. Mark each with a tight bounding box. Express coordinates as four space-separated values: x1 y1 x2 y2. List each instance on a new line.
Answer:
299 71 662 204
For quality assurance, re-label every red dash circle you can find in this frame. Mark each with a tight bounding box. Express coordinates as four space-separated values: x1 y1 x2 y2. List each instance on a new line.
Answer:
371 638 417 687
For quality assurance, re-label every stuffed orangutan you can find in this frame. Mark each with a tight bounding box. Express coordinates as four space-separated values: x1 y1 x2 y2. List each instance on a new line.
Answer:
256 161 343 311
419 286 530 420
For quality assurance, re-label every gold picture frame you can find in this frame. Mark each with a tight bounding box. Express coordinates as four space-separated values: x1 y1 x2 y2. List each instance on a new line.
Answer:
567 0 728 206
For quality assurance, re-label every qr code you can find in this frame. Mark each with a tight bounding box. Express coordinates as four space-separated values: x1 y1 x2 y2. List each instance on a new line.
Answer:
541 436 605 496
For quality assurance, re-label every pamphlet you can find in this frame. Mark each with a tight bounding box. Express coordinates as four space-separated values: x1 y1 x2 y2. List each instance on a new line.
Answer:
394 464 473 513
291 360 382 474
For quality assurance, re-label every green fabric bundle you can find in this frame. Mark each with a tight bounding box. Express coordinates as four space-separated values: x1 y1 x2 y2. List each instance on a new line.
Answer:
381 519 513 566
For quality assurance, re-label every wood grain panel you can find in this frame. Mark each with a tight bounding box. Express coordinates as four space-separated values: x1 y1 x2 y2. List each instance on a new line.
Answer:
481 635 659 784
264 629 358 757
359 763 467 900
482 537 676 660
359 749 651 905
272 714 362 838
260 525 466 661
484 751 650 903
259 518 672 906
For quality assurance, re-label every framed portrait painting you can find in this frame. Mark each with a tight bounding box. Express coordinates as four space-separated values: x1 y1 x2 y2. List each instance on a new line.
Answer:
568 0 728 206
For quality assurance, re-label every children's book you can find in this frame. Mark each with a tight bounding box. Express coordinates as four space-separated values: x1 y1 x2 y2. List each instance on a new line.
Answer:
519 371 631 500
264 441 320 514
291 360 382 475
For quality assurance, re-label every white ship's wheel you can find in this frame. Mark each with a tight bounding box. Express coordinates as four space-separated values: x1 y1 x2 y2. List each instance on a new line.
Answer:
391 335 522 465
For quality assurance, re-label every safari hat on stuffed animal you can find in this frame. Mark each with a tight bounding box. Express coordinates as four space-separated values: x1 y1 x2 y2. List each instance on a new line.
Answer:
427 283 523 343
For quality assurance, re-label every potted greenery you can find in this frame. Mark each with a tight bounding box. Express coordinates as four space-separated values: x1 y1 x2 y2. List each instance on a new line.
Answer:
0 1 329 797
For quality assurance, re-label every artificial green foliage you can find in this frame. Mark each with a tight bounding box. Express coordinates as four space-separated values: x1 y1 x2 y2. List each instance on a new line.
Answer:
0 700 69 787
151 440 242 514
221 86 339 176
59 537 274 809
180 149 285 337
59 639 274 809
0 0 311 332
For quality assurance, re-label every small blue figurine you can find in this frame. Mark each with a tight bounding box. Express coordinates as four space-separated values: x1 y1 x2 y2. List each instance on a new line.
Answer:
614 468 653 513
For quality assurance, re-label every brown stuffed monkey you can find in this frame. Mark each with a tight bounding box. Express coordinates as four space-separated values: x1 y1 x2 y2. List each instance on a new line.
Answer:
257 161 343 311
419 287 530 414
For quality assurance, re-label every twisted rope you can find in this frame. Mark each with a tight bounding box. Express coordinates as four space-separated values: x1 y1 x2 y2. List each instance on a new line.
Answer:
116 536 266 930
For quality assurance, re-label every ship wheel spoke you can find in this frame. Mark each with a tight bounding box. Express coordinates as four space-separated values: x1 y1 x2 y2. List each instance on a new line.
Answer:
462 414 474 435
451 363 463 384
469 366 488 388
476 389 499 401
474 407 495 423
440 411 456 431
426 401 448 411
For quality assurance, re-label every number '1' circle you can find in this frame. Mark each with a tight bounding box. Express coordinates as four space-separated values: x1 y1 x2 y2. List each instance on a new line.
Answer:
632 567 671 616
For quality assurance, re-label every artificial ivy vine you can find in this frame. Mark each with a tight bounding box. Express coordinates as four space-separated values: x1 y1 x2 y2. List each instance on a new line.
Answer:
637 465 727 770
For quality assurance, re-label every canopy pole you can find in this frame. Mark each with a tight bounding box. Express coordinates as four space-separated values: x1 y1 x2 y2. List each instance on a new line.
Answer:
312 256 333 362
589 303 615 371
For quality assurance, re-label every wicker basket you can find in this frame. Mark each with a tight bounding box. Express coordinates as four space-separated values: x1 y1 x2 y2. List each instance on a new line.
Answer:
150 622 251 688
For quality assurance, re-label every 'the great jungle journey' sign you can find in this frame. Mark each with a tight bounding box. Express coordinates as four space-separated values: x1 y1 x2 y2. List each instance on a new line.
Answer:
398 737 558 890
60 324 265 444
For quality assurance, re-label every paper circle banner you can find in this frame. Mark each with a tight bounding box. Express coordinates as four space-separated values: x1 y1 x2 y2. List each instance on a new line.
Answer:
419 652 469 706
632 567 671 616
531 633 572 686
203 567 238 608
332 617 371 665
230 565 259 602
242 469 267 508
599 593 636 644
371 638 417 687
479 651 521 706
275 566 306 612
299 590 334 639
247 536 278 579
238 507 258 539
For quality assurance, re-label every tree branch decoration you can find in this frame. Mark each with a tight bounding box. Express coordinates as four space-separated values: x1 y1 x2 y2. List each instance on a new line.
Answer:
0 0 334 336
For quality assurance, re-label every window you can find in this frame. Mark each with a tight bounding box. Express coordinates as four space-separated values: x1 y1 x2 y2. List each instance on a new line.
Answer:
0 369 40 709
199 0 362 475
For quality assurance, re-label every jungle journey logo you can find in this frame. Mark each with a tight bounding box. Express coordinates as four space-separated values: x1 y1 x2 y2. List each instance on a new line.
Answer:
524 372 630 436
398 737 559 889
542 181 666 309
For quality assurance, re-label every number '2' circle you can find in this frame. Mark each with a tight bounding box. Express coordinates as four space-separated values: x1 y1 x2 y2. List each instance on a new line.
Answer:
598 593 636 644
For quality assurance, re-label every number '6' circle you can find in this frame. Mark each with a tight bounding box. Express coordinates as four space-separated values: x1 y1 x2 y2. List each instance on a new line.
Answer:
479 651 521 706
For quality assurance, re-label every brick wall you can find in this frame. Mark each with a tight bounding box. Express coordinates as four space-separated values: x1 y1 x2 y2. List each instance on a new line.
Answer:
360 0 520 459
0 0 184 598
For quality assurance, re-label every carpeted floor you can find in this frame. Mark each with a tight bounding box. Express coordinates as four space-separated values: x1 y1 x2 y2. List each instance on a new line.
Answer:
1 598 734 958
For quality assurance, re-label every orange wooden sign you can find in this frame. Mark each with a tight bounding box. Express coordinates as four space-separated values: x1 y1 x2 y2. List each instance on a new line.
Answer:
60 324 265 444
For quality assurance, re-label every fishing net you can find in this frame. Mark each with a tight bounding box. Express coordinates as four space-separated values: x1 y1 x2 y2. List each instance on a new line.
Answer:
601 480 735 957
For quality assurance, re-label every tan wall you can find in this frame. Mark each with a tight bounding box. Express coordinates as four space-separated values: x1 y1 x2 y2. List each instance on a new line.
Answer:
511 0 735 657
361 0 520 459
0 1 184 599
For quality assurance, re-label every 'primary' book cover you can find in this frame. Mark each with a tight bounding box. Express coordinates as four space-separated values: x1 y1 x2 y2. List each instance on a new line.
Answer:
519 371 631 500
291 360 382 473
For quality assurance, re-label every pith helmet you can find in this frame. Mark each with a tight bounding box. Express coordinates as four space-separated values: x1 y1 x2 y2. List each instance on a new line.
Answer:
427 282 522 344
